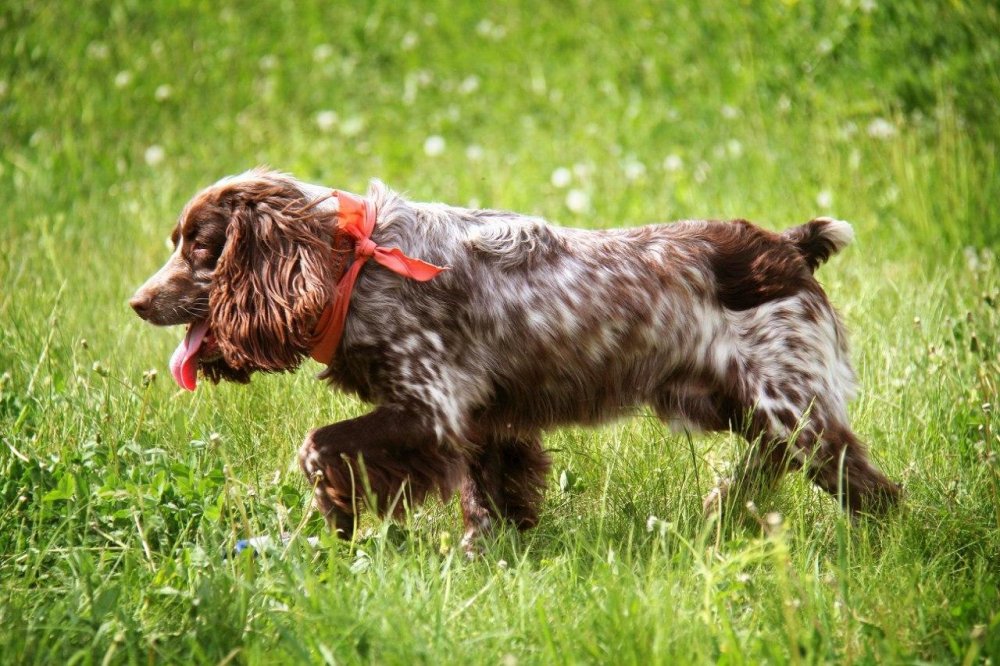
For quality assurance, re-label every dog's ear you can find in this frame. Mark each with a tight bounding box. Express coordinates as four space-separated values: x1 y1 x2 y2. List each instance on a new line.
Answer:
209 176 339 374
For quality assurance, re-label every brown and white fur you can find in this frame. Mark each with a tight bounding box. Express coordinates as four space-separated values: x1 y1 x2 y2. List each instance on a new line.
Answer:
130 168 900 552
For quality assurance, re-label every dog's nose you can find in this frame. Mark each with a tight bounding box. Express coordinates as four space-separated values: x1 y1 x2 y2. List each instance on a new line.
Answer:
129 293 153 319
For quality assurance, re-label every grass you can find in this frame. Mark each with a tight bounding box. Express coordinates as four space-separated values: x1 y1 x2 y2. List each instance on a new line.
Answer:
2 0 999 663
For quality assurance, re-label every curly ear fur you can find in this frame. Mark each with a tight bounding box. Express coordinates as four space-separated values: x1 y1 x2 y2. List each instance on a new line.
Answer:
208 174 347 375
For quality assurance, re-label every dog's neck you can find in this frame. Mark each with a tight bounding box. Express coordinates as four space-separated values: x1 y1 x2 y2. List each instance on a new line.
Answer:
306 188 447 365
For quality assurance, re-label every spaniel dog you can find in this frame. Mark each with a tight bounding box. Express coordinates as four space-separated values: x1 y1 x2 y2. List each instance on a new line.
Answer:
130 168 899 552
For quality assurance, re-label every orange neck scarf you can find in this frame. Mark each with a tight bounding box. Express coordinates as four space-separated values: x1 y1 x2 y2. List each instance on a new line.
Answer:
310 190 447 364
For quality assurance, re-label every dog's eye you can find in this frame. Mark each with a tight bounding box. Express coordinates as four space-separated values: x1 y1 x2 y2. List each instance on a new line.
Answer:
190 242 212 259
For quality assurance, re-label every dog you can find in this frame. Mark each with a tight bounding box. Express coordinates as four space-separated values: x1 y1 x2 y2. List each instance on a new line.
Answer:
130 168 899 552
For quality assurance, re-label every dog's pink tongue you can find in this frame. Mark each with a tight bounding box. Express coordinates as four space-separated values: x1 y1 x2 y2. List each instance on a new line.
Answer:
169 321 210 391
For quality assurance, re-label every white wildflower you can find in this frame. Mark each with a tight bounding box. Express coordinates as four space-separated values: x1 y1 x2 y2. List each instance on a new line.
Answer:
623 157 646 181
721 104 740 119
726 139 743 158
816 190 833 209
839 121 858 140
144 145 165 167
475 18 506 40
465 144 484 161
86 41 110 60
154 84 172 102
867 118 897 139
258 54 278 71
817 38 833 55
402 76 419 106
693 161 710 183
777 95 791 113
662 154 684 172
550 167 572 188
458 75 480 96
313 44 333 62
401 31 419 51
860 0 876 14
315 110 338 132
847 148 861 171
114 70 132 88
340 116 365 137
565 189 591 214
423 135 446 157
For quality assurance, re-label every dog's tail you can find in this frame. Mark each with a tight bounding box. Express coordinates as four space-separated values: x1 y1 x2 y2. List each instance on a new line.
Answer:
782 217 854 273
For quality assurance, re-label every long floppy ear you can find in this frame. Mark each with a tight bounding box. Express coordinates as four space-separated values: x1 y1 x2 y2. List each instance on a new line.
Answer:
209 176 342 374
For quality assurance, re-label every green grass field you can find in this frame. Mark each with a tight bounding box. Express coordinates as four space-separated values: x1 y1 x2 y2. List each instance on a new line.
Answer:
2 1 999 663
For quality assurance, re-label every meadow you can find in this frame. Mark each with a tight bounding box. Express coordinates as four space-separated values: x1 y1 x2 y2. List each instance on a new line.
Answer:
1 1 999 663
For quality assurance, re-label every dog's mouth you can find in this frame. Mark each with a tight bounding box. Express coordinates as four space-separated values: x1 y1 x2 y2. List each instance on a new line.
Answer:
169 320 221 391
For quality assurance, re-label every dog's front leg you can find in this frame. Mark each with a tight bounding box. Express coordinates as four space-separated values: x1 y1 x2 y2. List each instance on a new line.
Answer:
460 435 551 556
298 406 463 539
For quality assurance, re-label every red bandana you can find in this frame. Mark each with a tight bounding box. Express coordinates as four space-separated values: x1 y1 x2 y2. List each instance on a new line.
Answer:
310 190 447 364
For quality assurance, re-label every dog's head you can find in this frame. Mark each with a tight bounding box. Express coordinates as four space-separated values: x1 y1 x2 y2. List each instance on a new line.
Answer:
130 169 347 388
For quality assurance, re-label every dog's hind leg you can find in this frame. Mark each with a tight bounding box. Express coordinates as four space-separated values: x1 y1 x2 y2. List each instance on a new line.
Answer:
298 406 464 539
799 424 900 516
460 434 551 555
703 396 899 519
700 405 803 520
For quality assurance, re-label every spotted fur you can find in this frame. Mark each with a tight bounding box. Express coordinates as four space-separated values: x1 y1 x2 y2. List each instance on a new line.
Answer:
132 170 900 553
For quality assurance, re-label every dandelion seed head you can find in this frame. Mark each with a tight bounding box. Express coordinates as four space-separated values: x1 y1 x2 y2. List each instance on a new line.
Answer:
662 154 684 172
86 41 110 60
565 189 591 214
313 44 333 62
465 144 484 161
315 110 338 132
693 161 710 183
458 75 480 96
623 157 646 181
144 145 165 167
550 167 572 188
424 135 446 157
340 116 365 137
867 118 897 139
401 31 419 51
